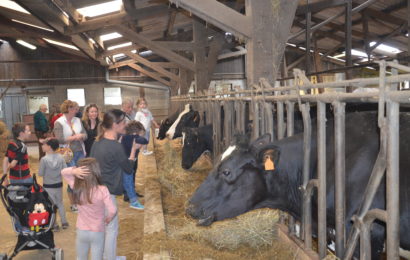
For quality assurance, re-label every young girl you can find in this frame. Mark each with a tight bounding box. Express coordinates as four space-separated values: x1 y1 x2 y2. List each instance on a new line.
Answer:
61 158 117 260
134 98 159 155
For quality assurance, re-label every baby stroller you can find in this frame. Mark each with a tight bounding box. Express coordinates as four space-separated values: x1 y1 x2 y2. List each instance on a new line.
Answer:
0 174 63 260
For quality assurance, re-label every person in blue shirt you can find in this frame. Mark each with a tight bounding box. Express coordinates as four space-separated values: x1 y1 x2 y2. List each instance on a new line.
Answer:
120 120 148 210
34 104 49 159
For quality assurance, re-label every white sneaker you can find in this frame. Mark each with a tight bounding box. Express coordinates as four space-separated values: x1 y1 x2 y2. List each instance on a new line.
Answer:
142 150 153 156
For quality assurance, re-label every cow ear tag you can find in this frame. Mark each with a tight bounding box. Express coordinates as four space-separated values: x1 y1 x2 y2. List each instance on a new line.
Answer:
264 157 275 171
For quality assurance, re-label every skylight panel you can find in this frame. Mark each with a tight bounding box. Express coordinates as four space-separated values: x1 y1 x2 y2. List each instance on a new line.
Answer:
0 0 29 14
77 0 122 18
107 42 132 51
100 32 122 41
369 42 402 54
16 40 36 50
43 38 79 50
112 53 126 61
12 19 54 32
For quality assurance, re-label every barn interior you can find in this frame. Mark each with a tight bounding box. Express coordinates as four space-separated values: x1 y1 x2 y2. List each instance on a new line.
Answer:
0 0 409 259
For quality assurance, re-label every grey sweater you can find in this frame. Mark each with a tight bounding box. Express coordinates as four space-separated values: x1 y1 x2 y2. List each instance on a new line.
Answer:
90 138 134 195
38 153 67 187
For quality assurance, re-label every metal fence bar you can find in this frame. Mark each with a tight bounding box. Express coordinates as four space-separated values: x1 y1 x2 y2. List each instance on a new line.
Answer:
333 101 346 258
317 101 327 258
300 103 313 249
386 100 400 260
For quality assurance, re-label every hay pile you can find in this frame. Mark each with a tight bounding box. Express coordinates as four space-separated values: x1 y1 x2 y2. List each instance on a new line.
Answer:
153 138 290 259
0 120 9 162
170 209 280 250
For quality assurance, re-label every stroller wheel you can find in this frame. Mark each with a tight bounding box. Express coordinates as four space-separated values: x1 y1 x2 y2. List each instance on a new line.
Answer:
0 253 7 260
52 248 63 260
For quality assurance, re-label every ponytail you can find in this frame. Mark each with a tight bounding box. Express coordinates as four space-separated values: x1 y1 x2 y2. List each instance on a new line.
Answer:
95 109 125 141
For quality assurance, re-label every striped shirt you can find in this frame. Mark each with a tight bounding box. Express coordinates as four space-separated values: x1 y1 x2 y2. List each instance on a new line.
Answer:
5 139 31 180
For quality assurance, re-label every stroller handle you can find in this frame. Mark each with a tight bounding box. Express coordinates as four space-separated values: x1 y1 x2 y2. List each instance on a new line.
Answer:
0 174 7 188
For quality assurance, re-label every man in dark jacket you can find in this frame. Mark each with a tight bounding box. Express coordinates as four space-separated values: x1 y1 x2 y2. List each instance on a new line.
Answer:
34 104 49 159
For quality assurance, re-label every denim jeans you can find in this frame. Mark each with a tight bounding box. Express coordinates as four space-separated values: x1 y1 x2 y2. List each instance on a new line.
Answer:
104 195 118 260
122 171 137 203
67 150 85 167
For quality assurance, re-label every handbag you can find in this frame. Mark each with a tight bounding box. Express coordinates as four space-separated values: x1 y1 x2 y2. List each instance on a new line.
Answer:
57 146 73 164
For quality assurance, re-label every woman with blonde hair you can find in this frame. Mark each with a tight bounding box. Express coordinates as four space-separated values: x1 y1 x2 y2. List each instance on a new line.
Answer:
81 104 101 156
53 100 87 212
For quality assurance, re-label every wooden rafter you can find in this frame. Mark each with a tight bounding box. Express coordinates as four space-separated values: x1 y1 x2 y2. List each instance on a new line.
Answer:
128 63 171 87
124 51 180 82
115 25 195 71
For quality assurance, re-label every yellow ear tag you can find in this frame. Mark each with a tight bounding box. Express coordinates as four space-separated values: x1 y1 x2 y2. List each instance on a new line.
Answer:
264 157 275 171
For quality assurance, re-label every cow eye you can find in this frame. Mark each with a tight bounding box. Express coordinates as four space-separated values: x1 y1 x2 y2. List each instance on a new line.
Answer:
222 169 231 176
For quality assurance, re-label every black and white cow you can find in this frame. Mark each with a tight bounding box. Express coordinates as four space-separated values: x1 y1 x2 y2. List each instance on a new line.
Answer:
186 111 410 259
157 110 181 140
166 104 200 139
181 124 213 169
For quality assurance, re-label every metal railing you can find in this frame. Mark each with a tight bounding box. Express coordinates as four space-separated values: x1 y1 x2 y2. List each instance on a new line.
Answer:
170 60 410 260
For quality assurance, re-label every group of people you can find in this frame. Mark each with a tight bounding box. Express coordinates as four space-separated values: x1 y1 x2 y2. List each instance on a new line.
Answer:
2 97 159 260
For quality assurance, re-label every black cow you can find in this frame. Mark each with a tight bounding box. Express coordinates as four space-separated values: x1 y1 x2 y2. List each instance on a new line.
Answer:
167 109 200 139
186 112 410 259
157 110 180 140
181 124 213 169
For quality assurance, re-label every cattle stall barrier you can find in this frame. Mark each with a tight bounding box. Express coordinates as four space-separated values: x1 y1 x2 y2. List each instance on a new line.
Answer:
170 60 410 260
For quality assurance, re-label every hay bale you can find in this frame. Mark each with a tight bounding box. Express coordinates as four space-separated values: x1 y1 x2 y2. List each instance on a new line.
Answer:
170 209 280 250
0 120 9 161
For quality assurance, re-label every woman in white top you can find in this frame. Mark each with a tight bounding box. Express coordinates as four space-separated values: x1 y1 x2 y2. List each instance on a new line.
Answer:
53 100 87 211
134 97 159 155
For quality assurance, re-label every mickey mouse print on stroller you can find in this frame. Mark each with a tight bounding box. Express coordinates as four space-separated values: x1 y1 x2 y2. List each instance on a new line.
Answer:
0 174 63 260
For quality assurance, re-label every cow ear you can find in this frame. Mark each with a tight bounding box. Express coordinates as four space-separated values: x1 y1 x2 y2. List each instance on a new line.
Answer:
249 133 271 155
193 111 200 124
258 145 280 171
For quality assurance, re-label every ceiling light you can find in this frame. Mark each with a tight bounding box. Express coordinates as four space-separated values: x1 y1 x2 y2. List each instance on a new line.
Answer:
43 38 79 50
16 40 36 50
107 42 132 51
286 43 296 47
100 32 122 41
0 0 29 14
369 42 402 54
77 0 122 18
112 53 125 61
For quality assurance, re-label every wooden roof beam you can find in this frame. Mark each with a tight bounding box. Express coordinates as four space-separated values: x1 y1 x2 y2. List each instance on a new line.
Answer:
296 0 347 15
128 63 171 87
169 0 251 40
115 25 195 71
65 5 170 35
125 51 180 82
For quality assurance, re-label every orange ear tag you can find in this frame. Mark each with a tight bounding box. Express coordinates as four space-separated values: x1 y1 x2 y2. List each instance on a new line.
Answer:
264 157 275 171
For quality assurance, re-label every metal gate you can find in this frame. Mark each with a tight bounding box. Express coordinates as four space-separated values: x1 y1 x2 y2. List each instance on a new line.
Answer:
171 60 410 260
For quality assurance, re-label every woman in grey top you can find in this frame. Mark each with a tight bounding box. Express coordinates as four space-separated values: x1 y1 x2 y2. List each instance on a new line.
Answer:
90 109 138 260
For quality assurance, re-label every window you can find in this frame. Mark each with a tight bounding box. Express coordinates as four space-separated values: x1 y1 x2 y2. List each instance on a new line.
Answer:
104 87 122 105
28 96 49 114
67 88 85 106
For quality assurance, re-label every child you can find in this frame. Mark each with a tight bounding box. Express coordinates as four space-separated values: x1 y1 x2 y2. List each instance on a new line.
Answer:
120 120 147 209
38 138 68 231
2 123 32 185
61 158 117 260
134 98 159 155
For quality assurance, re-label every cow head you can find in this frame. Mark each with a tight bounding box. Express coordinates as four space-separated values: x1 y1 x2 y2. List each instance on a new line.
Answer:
173 111 200 139
157 118 172 140
182 127 205 169
186 134 273 226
